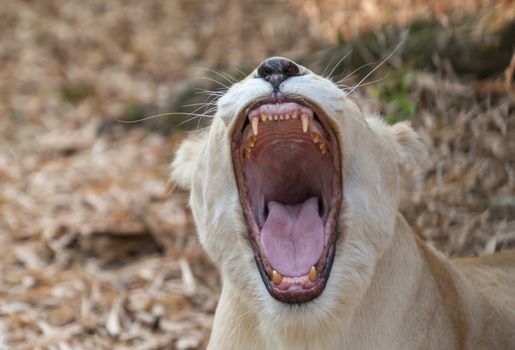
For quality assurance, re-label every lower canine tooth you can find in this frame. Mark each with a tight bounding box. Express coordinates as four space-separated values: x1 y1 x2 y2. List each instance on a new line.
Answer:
272 270 283 284
309 266 317 282
310 132 320 144
320 143 329 155
301 114 309 133
251 117 259 135
248 135 256 148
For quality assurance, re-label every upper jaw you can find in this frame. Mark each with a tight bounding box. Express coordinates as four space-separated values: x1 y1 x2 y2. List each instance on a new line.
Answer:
231 94 343 304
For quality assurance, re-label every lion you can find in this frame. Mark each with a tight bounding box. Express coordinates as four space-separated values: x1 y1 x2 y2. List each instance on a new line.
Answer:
171 57 515 349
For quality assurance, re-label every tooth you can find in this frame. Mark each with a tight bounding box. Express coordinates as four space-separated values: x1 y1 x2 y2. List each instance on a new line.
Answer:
285 114 290 120
292 112 298 119
319 143 329 155
261 113 267 122
243 147 252 159
301 114 309 133
274 115 278 120
251 117 259 135
248 135 256 148
279 115 284 120
268 115 273 121
272 270 283 284
309 266 317 282
310 132 320 144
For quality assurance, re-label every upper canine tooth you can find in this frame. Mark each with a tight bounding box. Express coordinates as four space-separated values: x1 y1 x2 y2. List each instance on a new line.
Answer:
309 266 317 282
272 270 283 284
310 132 320 144
251 117 259 136
261 113 267 122
301 113 309 133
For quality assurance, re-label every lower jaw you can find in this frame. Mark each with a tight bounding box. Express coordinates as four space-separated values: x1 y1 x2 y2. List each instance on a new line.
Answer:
256 245 336 304
253 225 337 303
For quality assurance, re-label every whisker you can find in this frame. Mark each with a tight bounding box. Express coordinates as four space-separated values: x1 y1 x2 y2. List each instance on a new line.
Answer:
321 55 336 78
346 30 408 96
180 102 218 117
187 101 217 116
340 73 389 91
176 114 206 128
181 102 217 108
334 61 376 85
117 112 214 124
326 50 353 80
196 111 212 130
217 70 240 85
199 67 239 84
193 76 231 89
187 125 211 134
233 67 250 79
194 89 226 97
312 46 337 77
193 87 225 94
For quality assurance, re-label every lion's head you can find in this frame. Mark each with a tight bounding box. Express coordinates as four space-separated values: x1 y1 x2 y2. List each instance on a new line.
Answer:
172 57 424 336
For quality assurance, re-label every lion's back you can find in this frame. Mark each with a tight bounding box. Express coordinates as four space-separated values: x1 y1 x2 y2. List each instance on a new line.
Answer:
454 250 515 348
455 250 515 302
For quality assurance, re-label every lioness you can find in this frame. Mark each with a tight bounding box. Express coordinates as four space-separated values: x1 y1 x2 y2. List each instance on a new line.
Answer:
171 57 515 349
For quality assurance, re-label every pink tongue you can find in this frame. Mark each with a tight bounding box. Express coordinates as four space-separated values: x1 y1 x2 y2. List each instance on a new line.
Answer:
260 197 324 277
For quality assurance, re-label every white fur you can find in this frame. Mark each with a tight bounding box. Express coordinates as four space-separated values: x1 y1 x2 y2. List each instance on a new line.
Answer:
171 61 515 349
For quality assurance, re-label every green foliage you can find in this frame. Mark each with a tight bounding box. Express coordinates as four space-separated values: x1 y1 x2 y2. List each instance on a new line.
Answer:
336 29 345 45
60 83 95 104
124 104 147 122
367 70 416 124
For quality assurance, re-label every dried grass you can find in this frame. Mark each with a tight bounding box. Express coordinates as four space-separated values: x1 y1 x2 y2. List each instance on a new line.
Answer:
0 1 512 349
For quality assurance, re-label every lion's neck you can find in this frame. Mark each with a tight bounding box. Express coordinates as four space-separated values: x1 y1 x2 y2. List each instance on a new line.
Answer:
208 216 477 350
340 215 472 349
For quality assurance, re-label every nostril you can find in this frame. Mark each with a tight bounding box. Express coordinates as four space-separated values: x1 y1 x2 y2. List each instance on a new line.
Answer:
257 57 301 87
282 60 300 77
257 64 272 80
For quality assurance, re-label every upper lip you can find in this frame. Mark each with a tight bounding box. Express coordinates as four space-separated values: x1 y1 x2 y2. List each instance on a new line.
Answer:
231 96 343 304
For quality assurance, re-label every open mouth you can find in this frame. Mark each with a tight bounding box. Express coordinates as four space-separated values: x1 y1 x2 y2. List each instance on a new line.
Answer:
232 99 342 304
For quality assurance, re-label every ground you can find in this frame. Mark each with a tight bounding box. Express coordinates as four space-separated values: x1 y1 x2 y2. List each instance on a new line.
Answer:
0 1 514 349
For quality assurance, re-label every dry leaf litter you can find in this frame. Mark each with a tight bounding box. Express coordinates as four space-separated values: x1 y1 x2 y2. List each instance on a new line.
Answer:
0 1 513 349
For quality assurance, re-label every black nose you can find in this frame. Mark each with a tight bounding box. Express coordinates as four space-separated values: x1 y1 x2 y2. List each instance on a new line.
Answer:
257 57 301 91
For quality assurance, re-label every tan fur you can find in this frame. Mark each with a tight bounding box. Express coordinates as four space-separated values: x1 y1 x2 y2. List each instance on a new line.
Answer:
171 61 515 349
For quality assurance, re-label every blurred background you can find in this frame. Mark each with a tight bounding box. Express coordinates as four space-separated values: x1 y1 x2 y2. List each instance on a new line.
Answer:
0 1 514 349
